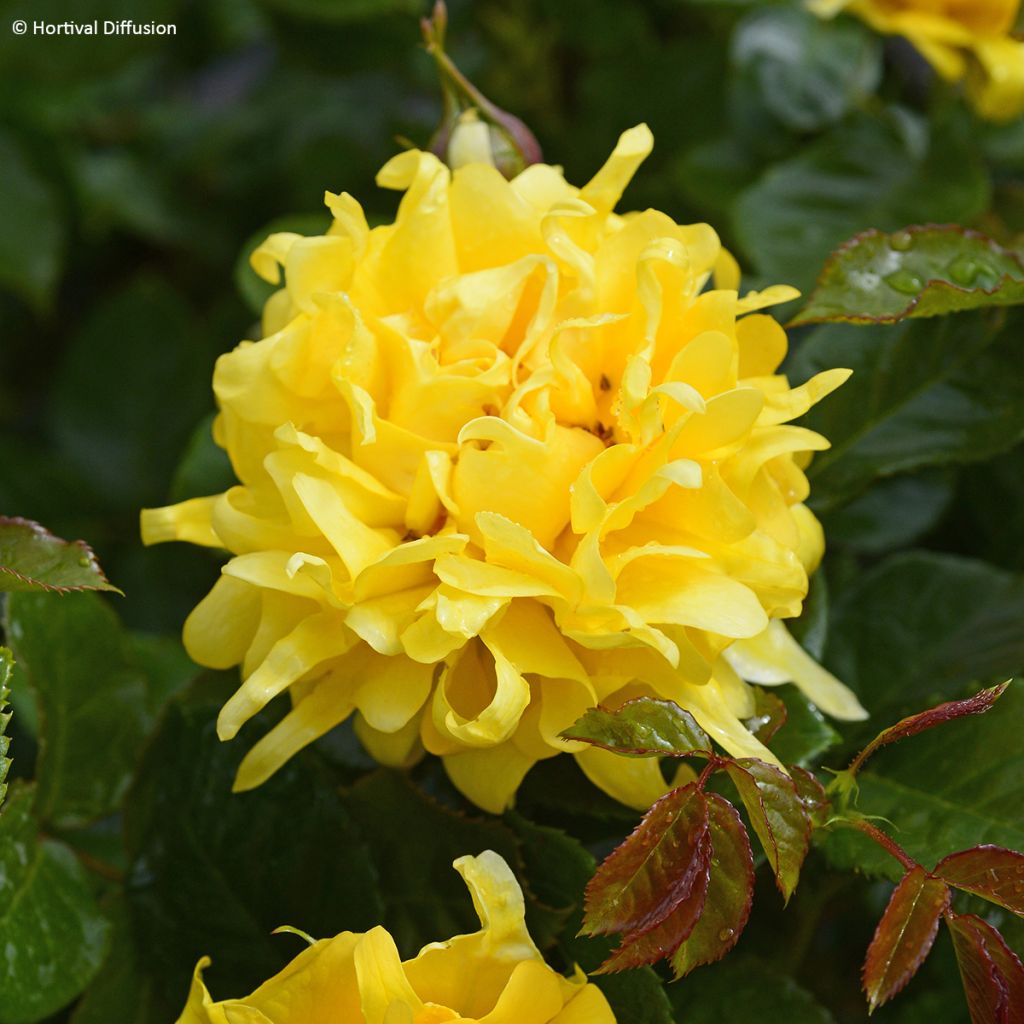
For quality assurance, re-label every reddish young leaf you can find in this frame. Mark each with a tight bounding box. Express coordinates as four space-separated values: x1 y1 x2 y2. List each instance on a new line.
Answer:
790 765 831 829
599 838 712 973
669 793 755 978
722 758 810 902
745 687 788 744
582 783 710 938
862 866 951 1011
848 683 1010 777
935 846 1024 916
562 698 711 758
948 913 1024 1024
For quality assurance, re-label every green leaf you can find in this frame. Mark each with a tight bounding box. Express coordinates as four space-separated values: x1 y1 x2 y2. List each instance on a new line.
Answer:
581 782 710 940
825 552 1024 738
863 866 950 1012
0 648 11 807
820 470 954 555
561 698 711 758
69 896 173 1024
5 592 153 827
723 758 810 901
50 276 215 508
823 682 1024 878
731 7 881 133
0 784 110 1024
792 311 1024 511
667 954 837 1023
123 675 383 1007
734 110 988 292
669 793 754 977
766 685 841 766
0 517 120 594
0 131 64 311
791 226 1024 327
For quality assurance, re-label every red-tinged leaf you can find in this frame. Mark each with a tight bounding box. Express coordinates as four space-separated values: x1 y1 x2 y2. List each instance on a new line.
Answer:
849 683 1010 777
790 765 831 829
935 846 1024 917
582 783 710 938
0 517 121 595
745 687 788 744
862 866 951 1011
669 793 755 978
948 913 1024 1024
562 698 711 758
599 840 711 973
723 759 810 902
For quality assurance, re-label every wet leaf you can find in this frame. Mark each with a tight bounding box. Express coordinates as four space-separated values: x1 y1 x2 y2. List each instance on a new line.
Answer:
723 759 810 901
599 839 711 973
0 784 111 1024
849 683 1009 777
791 312 1024 511
582 783 710 938
790 226 1024 327
5 592 152 827
0 517 120 594
562 698 711 758
862 866 950 1011
745 687 787 744
790 766 831 830
948 913 1024 1024
0 648 10 808
935 846 1024 916
670 794 754 977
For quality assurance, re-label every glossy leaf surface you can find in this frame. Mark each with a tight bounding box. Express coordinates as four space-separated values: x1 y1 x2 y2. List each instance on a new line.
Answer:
563 698 711 758
862 866 950 1011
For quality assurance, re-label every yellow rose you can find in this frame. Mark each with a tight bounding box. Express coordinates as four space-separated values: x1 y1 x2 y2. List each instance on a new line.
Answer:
177 850 614 1024
810 0 1024 120
142 124 865 813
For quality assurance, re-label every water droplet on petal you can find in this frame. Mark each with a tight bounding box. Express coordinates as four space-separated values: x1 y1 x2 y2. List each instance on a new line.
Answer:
890 230 914 252
885 270 923 295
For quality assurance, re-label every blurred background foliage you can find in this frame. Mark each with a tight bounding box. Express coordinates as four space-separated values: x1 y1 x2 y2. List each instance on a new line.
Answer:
2 0 1024 1021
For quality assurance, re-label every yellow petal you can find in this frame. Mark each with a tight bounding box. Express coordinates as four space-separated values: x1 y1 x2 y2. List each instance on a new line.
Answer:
355 928 425 1024
141 497 221 548
443 742 535 813
726 619 868 720
183 574 262 670
218 612 354 740
574 745 673 810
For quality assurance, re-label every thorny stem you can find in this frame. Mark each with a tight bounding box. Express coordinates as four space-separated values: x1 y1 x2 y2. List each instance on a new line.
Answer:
848 818 917 872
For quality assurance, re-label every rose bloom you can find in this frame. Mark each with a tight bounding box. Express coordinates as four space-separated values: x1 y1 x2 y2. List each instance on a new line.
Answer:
177 850 614 1023
810 0 1024 120
142 124 865 813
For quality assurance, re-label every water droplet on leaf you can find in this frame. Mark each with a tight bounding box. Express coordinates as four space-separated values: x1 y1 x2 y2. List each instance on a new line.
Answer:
948 257 980 287
890 231 913 252
718 927 734 942
884 270 923 295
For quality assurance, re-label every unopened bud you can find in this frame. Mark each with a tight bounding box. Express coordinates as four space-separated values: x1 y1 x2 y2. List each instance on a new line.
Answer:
421 1 542 179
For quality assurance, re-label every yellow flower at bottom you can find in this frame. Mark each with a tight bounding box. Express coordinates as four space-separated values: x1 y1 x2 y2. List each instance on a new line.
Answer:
176 851 614 1024
810 0 1024 119
143 124 867 814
